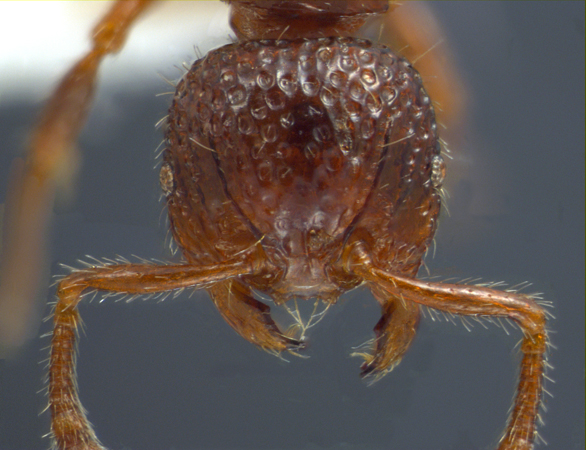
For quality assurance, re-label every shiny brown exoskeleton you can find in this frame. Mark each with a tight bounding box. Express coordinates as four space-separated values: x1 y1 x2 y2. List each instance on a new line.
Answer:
24 2 548 449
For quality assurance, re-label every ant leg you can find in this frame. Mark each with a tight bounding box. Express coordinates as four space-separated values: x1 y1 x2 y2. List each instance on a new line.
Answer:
357 285 420 381
380 1 467 133
208 281 305 355
50 260 250 450
346 242 548 450
0 0 155 353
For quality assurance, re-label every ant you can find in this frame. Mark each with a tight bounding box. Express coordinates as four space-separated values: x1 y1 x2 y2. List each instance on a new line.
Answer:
0 2 551 449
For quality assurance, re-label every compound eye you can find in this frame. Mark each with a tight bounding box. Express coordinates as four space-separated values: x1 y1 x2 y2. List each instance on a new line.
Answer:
430 155 446 189
159 161 175 197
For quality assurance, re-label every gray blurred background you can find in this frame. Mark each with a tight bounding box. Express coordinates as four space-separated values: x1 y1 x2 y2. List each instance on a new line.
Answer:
0 2 584 449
